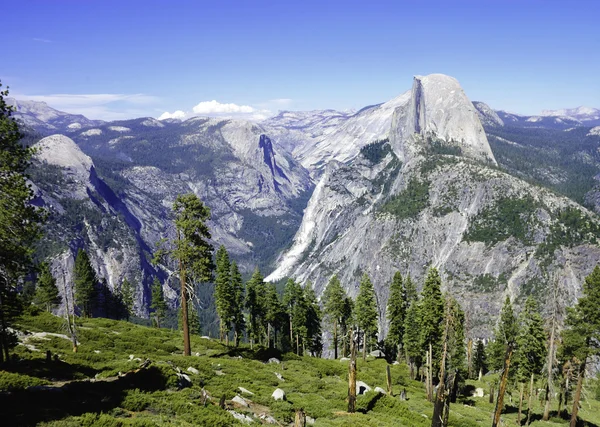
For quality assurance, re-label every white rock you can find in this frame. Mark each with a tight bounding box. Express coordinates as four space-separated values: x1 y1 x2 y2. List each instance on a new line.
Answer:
340 357 350 362
232 395 249 407
228 410 254 424
187 367 199 375
267 357 280 364
93 350 101 354
472 387 485 398
370 350 385 358
356 381 371 395
80 128 102 136
274 372 285 381
306 416 316 425
258 413 278 424
374 387 387 394
271 388 286 401
238 387 254 396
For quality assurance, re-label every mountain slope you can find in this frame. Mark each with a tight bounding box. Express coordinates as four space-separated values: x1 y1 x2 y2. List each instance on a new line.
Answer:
267 74 600 337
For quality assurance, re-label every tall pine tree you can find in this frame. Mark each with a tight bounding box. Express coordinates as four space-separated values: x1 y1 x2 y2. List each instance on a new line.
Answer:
120 277 134 320
150 277 167 328
419 268 445 372
355 273 378 361
403 301 422 379
560 265 600 427
34 263 60 312
214 245 233 343
322 275 346 359
73 249 97 318
386 271 406 361
230 261 245 346
245 268 266 347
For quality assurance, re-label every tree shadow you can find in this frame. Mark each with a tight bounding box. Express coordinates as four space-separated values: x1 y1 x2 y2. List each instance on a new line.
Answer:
0 366 167 426
527 411 599 427
4 358 98 381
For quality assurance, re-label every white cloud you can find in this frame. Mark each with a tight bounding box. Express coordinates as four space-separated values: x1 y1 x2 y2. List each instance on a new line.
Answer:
158 110 186 120
192 100 254 115
32 38 52 43
157 100 275 122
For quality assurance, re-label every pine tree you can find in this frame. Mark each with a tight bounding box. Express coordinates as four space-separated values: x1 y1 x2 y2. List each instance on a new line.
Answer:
229 261 245 346
34 262 61 312
492 296 519 427
0 82 45 363
560 265 600 427
155 193 214 356
73 249 98 318
515 296 547 425
419 268 445 372
304 287 323 357
403 300 422 379
488 296 518 370
473 340 487 380
355 273 378 361
386 271 406 360
120 277 134 320
404 274 418 304
150 277 167 328
264 283 285 349
245 268 266 347
214 245 233 343
447 296 467 377
322 275 346 359
283 278 307 354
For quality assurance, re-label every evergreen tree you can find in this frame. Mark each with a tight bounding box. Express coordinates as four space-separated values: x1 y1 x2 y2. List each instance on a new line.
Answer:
263 283 285 349
283 278 307 354
155 193 214 356
98 278 113 318
404 274 418 304
447 296 467 377
34 262 60 312
488 296 518 371
403 301 422 379
120 277 134 320
515 296 547 424
229 261 245 346
73 249 97 318
386 271 406 360
304 287 323 356
0 82 45 363
322 275 346 359
150 277 167 328
560 265 600 427
419 268 445 372
214 245 233 343
473 340 487 380
355 273 378 361
245 268 266 347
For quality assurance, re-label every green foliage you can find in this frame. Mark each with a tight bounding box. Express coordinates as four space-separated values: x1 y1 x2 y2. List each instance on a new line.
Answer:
488 296 518 371
34 262 61 312
214 245 233 340
120 277 134 320
360 138 391 164
229 261 245 344
385 272 406 359
473 340 487 378
447 297 467 377
74 248 98 318
0 370 50 391
403 301 422 369
515 297 547 383
380 178 430 219
0 81 45 362
245 268 266 345
419 268 445 371
536 207 600 263
283 279 323 356
149 277 167 328
464 196 538 245
355 273 379 349
470 273 507 293
322 275 347 358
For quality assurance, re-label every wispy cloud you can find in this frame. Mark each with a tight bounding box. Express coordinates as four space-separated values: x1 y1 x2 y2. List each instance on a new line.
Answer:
32 38 52 43
158 99 275 122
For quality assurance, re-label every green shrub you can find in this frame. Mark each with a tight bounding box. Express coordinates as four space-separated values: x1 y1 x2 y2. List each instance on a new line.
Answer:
121 389 152 412
380 179 430 219
0 371 50 391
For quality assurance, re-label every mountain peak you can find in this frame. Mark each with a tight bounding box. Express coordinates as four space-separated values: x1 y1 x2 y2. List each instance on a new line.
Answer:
390 73 497 165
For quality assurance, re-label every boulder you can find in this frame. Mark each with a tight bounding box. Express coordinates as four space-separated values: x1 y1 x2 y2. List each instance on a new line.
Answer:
274 372 285 381
340 357 350 362
267 357 280 364
228 410 254 424
356 381 372 395
187 367 199 375
232 395 249 407
176 373 192 389
238 387 254 396
272 388 286 401
374 386 387 394
472 387 485 398
370 350 385 358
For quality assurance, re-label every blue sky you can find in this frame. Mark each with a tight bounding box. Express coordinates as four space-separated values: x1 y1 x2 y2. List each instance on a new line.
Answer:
2 0 599 120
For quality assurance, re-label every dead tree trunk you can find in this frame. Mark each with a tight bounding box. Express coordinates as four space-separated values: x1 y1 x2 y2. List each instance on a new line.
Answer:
492 344 513 427
178 230 191 357
526 372 535 425
518 382 524 425
432 302 451 427
386 364 392 396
